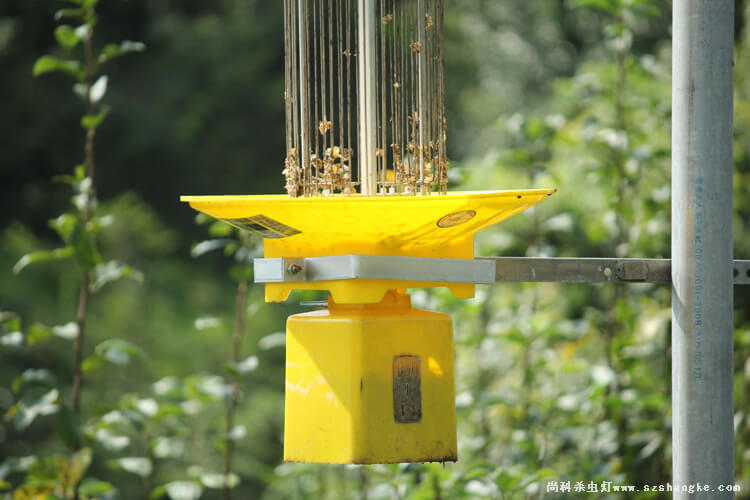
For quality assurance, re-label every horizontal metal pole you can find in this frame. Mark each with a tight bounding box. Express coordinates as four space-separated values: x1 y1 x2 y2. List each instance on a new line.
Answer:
254 255 497 284
480 257 671 283
254 255 750 285
479 257 750 285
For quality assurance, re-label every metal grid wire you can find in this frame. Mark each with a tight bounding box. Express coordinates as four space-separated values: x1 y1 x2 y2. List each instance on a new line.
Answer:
283 0 448 197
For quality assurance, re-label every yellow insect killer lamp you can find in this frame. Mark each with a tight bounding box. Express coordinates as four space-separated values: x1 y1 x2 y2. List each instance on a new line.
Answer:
182 0 554 465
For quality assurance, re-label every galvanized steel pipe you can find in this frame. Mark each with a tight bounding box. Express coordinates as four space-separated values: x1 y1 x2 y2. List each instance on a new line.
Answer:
672 1 735 497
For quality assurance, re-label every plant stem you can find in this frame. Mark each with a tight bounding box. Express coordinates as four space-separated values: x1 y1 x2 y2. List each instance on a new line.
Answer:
73 13 97 422
72 15 97 500
145 430 155 499
72 271 89 416
83 16 97 197
358 468 368 500
223 274 248 500
431 472 443 500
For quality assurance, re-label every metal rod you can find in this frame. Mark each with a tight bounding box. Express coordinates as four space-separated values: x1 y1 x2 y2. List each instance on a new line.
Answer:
417 0 427 194
297 0 309 179
254 255 750 286
483 257 749 284
672 1 735 497
358 0 377 196
480 257 672 283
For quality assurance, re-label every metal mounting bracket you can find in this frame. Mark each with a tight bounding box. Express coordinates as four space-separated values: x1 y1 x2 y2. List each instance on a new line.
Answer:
254 255 750 285
254 255 496 284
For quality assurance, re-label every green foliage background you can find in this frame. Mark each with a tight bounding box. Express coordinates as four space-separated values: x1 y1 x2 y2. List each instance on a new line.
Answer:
1 0 749 498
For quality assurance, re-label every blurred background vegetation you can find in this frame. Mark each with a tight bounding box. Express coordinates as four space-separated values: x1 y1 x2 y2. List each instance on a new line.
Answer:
1 0 748 498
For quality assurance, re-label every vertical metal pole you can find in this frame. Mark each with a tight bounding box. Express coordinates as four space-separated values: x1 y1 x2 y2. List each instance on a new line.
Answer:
672 1 734 498
358 0 377 196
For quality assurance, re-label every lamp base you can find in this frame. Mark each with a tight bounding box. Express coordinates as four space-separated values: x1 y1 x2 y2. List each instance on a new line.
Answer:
283 291 457 464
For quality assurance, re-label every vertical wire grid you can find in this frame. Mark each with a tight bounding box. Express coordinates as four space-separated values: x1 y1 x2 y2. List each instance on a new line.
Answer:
282 0 447 197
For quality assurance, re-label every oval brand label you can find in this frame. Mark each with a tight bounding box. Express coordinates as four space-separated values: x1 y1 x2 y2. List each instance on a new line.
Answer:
437 210 476 228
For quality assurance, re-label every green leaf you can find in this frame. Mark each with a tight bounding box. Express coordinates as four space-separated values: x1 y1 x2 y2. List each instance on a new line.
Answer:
571 0 619 13
223 362 239 377
54 25 80 49
191 239 233 258
227 425 246 441
71 222 100 269
87 214 114 234
68 448 93 487
73 165 86 180
51 174 78 186
90 260 143 292
108 457 152 477
9 388 60 430
78 479 116 499
93 339 147 367
65 0 99 6
1 331 23 347
13 247 74 274
200 473 239 489
28 323 52 345
81 104 110 129
185 374 230 400
208 220 233 237
3 455 39 473
81 355 104 373
94 428 131 451
54 8 85 21
518 468 557 489
258 332 286 350
152 376 181 397
89 75 107 104
12 369 56 393
493 469 523 492
49 213 78 243
53 322 79 340
152 437 186 459
195 213 212 225
32 55 84 80
162 481 202 500
0 311 21 333
135 398 158 417
229 263 253 283
152 403 187 423
150 485 168 499
223 242 239 256
57 404 83 450
98 40 146 64
234 355 258 375
74 24 90 40
23 321 77 346
83 339 146 373
194 316 224 330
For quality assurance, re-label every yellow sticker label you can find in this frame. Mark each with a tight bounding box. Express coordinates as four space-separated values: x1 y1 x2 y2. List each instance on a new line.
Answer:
222 215 301 239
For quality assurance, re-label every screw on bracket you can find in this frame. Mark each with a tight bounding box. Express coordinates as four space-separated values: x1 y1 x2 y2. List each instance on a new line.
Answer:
287 263 303 276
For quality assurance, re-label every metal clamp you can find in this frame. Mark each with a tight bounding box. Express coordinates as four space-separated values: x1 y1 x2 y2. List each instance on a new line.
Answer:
254 255 496 284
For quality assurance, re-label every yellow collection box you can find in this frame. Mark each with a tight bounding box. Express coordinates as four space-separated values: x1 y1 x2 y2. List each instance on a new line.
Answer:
284 291 457 464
